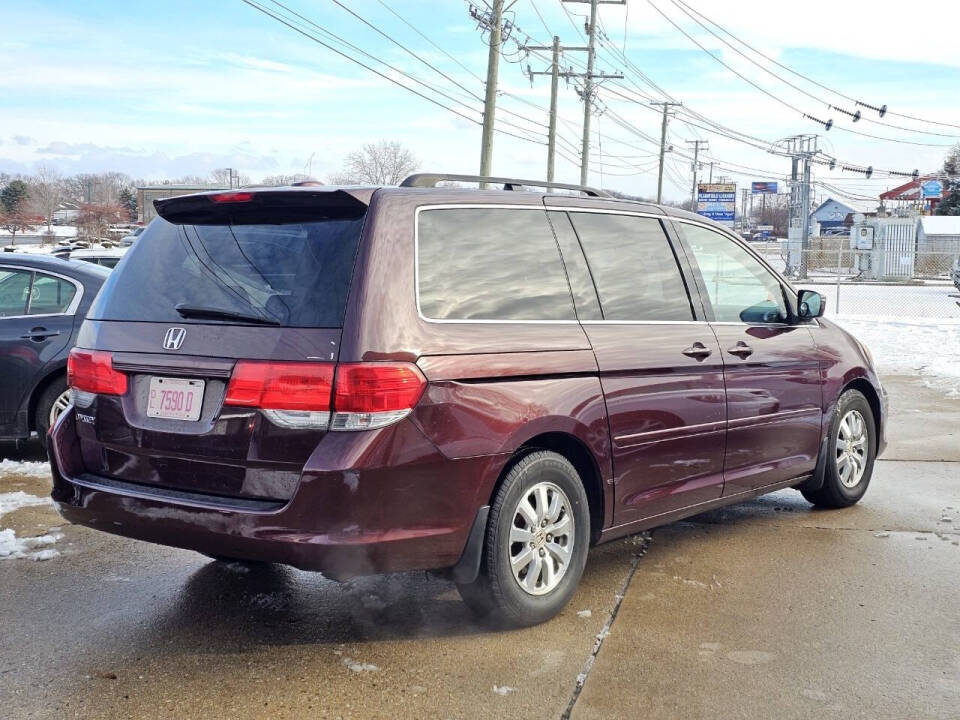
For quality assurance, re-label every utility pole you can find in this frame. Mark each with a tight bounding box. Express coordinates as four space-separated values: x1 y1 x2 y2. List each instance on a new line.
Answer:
780 134 818 278
709 161 714 183
478 0 504 182
651 101 682 203
524 37 590 185
562 0 625 186
686 139 708 208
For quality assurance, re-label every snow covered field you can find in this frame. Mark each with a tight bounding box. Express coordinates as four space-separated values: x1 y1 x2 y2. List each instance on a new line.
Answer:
810 282 960 319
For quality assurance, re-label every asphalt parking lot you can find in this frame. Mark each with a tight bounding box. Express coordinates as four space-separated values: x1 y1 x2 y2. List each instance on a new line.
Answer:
1 373 958 720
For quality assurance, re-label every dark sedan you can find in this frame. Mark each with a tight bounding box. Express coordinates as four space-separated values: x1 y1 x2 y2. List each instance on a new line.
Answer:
0 254 109 446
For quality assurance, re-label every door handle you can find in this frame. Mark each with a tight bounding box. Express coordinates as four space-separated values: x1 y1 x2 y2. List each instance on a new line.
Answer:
20 328 60 341
682 342 713 360
727 341 754 359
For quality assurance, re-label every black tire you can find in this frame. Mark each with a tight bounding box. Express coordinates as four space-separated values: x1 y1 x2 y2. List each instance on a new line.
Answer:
802 389 876 508
34 376 69 450
457 451 590 627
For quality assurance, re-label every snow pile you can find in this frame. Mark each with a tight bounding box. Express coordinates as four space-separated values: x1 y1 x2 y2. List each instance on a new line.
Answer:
0 460 52 479
0 528 63 561
0 490 53 518
835 316 960 397
342 657 378 673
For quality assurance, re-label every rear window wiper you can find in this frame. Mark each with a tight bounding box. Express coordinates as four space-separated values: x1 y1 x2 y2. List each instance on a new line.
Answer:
175 303 281 326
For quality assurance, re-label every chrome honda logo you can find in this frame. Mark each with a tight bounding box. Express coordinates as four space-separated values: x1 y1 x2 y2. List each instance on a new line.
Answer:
162 327 186 351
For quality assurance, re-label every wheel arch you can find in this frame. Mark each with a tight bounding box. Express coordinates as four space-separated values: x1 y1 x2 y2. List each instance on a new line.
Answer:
491 432 605 545
27 366 67 432
842 377 882 442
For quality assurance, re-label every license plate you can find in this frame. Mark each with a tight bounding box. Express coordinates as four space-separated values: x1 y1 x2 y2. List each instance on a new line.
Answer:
146 377 205 421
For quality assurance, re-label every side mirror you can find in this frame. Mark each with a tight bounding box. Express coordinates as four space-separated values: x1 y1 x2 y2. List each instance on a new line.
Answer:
797 289 825 319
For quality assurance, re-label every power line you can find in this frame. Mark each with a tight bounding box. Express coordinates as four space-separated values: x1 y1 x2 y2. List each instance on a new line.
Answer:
646 0 952 148
670 0 960 133
240 0 547 146
667 0 960 140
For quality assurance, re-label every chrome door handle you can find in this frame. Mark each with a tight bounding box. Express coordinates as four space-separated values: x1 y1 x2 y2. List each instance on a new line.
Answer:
682 342 712 360
727 341 753 358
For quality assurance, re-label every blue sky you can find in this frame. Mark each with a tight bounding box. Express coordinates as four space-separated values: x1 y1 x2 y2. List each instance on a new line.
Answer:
2 0 959 204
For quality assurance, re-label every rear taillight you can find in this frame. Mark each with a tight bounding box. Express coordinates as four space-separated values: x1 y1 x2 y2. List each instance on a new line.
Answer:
331 363 427 431
67 349 128 396
225 361 334 411
224 361 425 431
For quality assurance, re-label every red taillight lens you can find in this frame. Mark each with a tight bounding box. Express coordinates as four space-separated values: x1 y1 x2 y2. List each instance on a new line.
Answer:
334 363 426 413
210 191 254 204
67 349 128 395
224 361 334 411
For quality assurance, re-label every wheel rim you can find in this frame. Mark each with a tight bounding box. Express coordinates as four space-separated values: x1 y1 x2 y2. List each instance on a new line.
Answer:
49 389 71 427
836 409 868 488
508 481 575 596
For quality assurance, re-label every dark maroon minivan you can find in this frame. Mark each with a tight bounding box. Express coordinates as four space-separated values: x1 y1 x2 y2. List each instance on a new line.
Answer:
49 175 886 626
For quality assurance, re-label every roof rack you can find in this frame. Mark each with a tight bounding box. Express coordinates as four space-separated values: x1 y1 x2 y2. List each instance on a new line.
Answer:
400 173 611 198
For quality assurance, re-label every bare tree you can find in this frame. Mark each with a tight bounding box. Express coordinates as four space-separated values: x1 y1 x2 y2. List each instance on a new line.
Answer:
30 164 64 232
260 173 315 186
76 203 123 242
210 168 251 188
329 141 418 186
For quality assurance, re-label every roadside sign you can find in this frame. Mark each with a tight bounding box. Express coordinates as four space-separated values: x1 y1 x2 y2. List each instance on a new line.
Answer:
697 183 736 225
751 181 778 194
921 180 943 199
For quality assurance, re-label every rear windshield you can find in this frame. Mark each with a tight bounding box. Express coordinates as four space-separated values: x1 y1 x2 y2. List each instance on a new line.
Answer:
88 216 364 327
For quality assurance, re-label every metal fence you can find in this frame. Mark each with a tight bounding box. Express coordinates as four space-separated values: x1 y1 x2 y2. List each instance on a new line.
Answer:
754 239 960 318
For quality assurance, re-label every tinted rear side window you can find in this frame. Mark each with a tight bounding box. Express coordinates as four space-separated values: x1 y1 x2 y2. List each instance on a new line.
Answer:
417 208 576 321
88 216 364 327
569 213 694 321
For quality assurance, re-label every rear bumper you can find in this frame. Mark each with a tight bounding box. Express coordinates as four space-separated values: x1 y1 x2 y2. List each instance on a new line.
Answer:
49 407 504 579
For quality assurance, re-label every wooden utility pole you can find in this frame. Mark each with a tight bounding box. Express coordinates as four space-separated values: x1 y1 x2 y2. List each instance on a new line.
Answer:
479 0 504 183
651 101 681 203
562 0 625 186
686 139 708 208
524 38 590 185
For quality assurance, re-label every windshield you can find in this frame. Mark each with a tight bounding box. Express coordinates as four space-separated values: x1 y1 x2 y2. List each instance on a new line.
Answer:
88 215 365 327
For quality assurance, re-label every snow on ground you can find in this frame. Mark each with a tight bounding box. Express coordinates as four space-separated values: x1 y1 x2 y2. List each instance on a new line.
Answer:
0 490 53 518
834 316 960 398
0 528 62 561
0 459 52 479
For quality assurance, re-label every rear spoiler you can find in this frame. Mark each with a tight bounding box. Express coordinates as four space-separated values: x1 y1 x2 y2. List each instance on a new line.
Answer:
154 189 369 225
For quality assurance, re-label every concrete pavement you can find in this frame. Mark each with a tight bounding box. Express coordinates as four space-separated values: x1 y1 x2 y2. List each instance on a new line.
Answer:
1 374 957 719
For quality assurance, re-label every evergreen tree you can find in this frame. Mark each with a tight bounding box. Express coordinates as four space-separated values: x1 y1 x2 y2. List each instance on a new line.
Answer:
0 179 29 213
936 143 960 216
118 187 138 220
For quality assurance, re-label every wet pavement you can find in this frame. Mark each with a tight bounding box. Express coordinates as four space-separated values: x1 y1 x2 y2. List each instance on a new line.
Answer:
1 374 958 719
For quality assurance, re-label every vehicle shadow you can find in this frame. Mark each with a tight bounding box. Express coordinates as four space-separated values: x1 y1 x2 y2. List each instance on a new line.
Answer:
144 560 491 650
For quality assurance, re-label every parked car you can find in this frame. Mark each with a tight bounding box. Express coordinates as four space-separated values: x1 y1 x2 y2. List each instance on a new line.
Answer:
68 247 128 269
49 175 886 626
119 226 145 247
952 258 960 293
0 254 109 446
822 227 850 237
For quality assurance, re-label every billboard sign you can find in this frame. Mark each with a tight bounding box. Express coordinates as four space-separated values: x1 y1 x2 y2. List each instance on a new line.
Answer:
921 180 943 199
697 183 737 225
751 181 778 194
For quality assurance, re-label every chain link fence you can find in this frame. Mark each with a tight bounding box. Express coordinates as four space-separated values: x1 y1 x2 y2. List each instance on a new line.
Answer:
754 238 960 318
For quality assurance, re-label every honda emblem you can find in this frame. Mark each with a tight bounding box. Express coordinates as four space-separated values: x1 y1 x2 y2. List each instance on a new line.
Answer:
162 327 186 351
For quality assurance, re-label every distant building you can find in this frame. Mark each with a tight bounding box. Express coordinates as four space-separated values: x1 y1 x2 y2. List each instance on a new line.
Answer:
917 216 960 255
810 198 857 232
137 185 229 224
879 175 942 214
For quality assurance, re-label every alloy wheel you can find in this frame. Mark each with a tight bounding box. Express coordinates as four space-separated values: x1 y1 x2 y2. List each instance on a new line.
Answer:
836 409 868 488
49 390 71 427
508 481 575 596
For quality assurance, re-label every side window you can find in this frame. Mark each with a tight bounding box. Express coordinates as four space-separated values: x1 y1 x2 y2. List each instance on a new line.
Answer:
0 270 32 317
568 213 694 321
546 211 602 320
680 224 787 324
28 273 77 315
418 208 576 321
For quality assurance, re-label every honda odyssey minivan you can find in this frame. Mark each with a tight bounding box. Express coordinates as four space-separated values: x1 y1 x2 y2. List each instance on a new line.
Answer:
49 174 886 626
